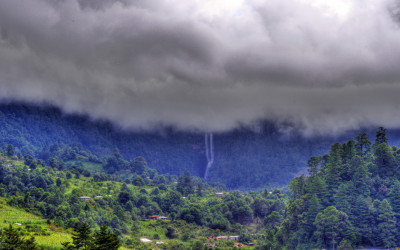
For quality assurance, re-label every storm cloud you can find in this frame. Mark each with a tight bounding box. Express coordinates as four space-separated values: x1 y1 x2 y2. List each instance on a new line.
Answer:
1 0 400 135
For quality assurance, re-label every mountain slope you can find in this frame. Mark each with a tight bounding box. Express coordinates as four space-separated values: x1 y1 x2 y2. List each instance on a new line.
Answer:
0 102 380 189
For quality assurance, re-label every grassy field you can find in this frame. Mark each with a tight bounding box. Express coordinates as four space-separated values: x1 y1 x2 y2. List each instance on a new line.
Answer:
0 198 72 249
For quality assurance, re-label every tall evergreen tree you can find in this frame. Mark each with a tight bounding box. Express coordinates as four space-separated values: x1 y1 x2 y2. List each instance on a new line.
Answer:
72 223 93 250
355 133 371 156
323 143 343 197
375 199 397 248
389 180 400 217
351 196 374 246
93 225 120 250
374 143 396 178
177 169 193 196
313 206 353 250
307 156 321 177
375 127 388 145
334 183 353 217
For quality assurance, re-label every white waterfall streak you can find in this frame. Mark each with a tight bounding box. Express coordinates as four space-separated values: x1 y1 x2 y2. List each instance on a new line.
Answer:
204 133 214 180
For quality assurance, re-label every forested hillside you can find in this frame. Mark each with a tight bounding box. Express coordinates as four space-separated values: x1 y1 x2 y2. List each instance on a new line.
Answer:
0 102 355 189
277 127 400 249
2 112 400 248
0 144 286 249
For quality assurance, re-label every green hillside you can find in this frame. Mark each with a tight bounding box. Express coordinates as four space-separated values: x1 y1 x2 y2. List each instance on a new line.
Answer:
0 148 285 249
0 198 72 249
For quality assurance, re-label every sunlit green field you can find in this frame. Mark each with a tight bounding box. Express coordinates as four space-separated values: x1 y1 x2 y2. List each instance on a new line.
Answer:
0 198 72 249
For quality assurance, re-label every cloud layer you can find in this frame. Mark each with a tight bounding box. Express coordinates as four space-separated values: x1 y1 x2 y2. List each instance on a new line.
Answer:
1 0 400 135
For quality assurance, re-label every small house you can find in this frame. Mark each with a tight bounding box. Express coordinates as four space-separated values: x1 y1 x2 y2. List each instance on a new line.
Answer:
140 238 152 243
94 196 103 199
216 236 229 240
14 223 22 226
229 236 239 241
215 192 224 196
148 215 159 220
157 216 168 220
79 196 91 201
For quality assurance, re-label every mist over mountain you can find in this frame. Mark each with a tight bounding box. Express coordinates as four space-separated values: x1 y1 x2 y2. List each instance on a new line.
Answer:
2 0 400 188
2 102 396 189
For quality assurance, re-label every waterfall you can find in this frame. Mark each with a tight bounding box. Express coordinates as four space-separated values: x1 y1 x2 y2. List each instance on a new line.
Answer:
204 133 214 180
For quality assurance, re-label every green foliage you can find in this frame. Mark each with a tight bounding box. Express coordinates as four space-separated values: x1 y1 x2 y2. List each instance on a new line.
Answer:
280 128 400 249
313 206 353 249
0 224 39 250
375 199 397 248
93 225 120 250
6 144 15 157
71 222 93 249
0 103 346 189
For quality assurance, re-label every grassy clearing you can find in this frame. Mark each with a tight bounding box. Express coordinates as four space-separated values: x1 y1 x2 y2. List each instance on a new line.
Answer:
0 199 45 227
0 198 72 249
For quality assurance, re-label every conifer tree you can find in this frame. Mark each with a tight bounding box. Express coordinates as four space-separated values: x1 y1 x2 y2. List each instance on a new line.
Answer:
376 199 397 248
334 183 353 217
93 225 120 250
375 127 388 145
351 159 371 197
374 143 396 178
307 156 321 177
323 143 343 197
314 206 353 250
351 196 373 246
389 180 400 217
0 224 39 250
72 223 93 250
303 194 322 236
355 133 371 156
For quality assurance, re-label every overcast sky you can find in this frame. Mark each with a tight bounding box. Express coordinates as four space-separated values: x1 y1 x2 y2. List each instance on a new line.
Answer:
0 0 400 135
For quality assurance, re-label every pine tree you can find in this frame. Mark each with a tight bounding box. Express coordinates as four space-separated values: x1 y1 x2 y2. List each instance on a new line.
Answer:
93 225 120 250
350 158 371 197
355 133 371 156
389 180 400 217
177 169 193 196
314 206 352 250
375 127 388 145
376 199 397 248
307 156 321 177
374 143 396 178
334 183 353 217
0 224 23 249
0 224 39 250
323 143 343 198
72 223 93 250
351 196 373 246
303 194 322 236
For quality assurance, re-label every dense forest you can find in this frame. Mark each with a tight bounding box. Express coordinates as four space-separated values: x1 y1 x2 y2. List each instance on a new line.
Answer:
0 102 350 189
0 139 287 248
2 103 400 248
277 127 400 249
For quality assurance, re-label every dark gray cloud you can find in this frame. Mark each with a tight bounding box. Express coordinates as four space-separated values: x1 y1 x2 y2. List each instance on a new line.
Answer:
1 0 400 135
